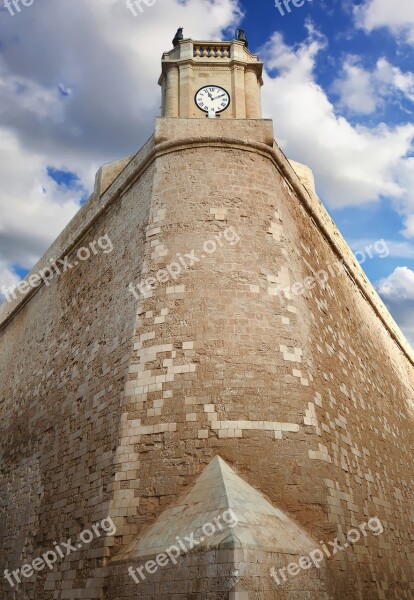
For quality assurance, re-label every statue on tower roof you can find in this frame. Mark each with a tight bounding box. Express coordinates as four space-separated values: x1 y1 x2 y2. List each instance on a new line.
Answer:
236 28 248 48
172 27 184 48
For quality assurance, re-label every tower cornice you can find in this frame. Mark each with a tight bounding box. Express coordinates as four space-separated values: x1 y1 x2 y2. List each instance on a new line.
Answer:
158 58 263 86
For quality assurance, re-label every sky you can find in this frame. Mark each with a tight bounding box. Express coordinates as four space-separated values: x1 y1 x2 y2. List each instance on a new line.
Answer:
0 0 413 345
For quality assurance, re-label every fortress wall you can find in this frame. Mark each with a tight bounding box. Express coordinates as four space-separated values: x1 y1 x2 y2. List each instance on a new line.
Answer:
0 155 155 598
108 119 413 599
0 118 413 600
278 153 414 599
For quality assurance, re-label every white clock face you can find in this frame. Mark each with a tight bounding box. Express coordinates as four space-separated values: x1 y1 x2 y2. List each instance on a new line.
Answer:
195 86 230 114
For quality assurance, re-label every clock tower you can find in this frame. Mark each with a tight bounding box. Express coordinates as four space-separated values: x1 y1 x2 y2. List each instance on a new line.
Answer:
159 29 263 119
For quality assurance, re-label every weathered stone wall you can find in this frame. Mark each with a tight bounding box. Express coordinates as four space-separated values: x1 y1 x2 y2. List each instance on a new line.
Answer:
109 548 328 600
0 147 154 598
107 119 414 599
0 118 413 599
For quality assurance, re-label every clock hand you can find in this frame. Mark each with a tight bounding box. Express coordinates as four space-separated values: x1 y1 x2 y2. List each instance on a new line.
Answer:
212 93 226 101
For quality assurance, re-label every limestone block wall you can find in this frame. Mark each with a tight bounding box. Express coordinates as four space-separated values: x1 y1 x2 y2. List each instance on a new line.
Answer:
0 147 155 598
108 118 414 599
109 548 328 600
0 117 413 600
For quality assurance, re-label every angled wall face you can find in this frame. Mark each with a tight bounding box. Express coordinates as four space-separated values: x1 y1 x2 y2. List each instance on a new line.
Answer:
0 117 413 600
0 147 154 599
108 118 414 600
109 456 328 599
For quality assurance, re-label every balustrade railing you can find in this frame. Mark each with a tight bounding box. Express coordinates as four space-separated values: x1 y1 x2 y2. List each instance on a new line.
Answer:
193 44 230 59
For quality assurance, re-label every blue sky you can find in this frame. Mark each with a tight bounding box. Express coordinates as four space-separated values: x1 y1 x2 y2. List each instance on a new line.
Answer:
241 0 414 271
0 0 414 343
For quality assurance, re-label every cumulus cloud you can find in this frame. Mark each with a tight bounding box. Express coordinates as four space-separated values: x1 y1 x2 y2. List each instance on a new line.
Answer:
260 28 414 234
332 58 378 115
377 267 414 345
354 0 414 45
332 57 414 115
0 125 88 303
0 0 242 157
378 266 414 300
402 215 414 239
0 0 243 300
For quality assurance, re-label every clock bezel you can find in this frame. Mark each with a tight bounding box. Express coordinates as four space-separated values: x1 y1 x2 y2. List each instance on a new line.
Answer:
194 85 231 114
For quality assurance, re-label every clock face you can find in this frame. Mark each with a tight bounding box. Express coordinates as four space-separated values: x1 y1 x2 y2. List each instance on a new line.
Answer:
195 85 230 114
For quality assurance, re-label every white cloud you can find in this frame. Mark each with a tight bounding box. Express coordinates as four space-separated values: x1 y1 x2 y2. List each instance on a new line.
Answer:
332 57 414 115
402 215 414 238
395 157 414 238
0 63 64 122
0 0 243 297
0 260 20 300
332 58 378 115
376 58 414 101
377 266 414 301
260 30 414 213
355 0 414 45
0 128 84 269
377 267 414 345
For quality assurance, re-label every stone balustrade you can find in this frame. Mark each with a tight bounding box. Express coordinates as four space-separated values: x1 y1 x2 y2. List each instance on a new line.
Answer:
193 44 231 59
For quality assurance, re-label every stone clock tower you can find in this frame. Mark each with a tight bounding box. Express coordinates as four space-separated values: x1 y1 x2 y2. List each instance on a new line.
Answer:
159 31 263 119
0 29 413 600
